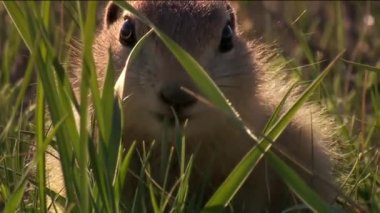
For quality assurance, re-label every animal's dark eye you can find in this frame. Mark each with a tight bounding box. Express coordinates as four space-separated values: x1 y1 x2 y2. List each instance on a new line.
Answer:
119 18 136 47
219 22 234 52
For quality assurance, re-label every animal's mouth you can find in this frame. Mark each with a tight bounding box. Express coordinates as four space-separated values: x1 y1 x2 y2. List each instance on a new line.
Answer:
152 111 191 127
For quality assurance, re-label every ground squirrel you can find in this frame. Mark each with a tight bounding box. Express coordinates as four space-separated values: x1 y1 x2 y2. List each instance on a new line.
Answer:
63 1 341 212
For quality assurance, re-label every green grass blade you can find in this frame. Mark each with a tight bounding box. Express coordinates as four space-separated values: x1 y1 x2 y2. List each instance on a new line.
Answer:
36 79 46 213
262 82 298 134
2 2 33 51
341 59 380 73
102 49 116 143
175 155 193 212
159 147 174 210
76 2 98 211
88 136 112 212
79 2 107 144
102 55 122 184
148 168 160 213
3 168 30 213
114 142 136 208
40 1 50 29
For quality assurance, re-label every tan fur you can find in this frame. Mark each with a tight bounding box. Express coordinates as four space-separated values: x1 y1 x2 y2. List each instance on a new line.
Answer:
50 1 343 212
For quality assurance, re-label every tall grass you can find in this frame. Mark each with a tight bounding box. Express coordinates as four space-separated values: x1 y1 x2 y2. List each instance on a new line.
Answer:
0 1 379 212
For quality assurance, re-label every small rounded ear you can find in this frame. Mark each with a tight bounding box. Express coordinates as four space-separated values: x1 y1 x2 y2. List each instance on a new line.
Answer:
104 2 122 29
226 4 236 31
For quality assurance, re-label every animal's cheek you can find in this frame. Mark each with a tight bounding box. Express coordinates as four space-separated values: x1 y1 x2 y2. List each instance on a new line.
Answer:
112 48 132 74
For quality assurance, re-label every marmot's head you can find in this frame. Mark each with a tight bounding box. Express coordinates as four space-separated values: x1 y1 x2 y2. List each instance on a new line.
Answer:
94 1 259 144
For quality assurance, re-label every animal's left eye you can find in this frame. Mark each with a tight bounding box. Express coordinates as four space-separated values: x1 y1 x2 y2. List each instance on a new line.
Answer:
119 18 136 47
219 22 234 52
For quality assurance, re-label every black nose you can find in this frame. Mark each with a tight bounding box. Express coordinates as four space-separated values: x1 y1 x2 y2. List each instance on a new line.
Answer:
159 83 197 110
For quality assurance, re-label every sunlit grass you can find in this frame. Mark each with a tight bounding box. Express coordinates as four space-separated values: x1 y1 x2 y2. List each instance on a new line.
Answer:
0 1 379 212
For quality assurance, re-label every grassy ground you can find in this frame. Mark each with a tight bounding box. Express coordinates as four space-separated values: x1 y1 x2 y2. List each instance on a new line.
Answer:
0 1 379 212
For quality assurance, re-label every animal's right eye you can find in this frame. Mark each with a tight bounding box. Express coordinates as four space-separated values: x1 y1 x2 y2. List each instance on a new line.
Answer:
119 18 136 47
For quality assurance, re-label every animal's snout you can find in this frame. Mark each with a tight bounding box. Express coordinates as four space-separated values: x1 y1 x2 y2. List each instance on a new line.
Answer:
159 83 197 111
